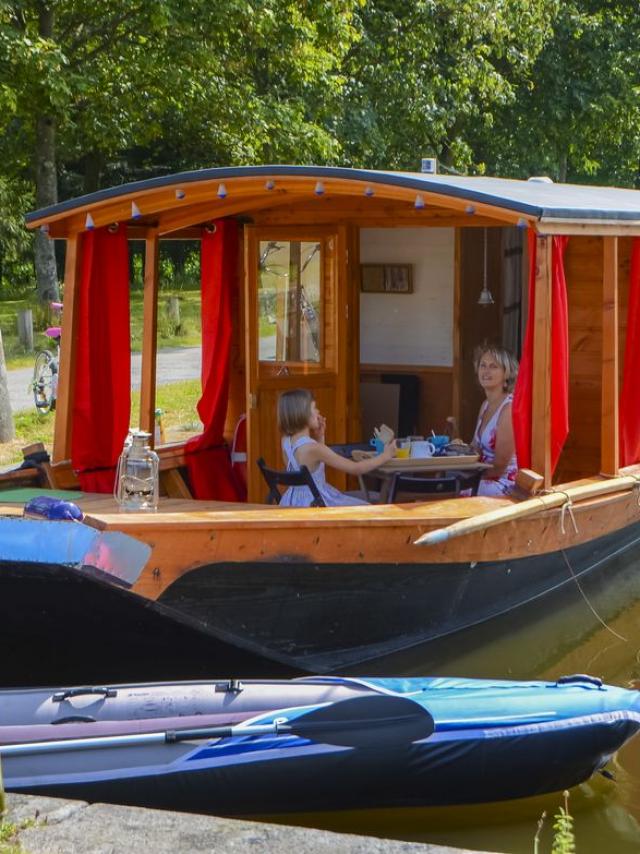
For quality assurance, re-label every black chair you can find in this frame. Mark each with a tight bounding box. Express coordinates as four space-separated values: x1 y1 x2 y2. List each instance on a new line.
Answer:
256 457 326 507
446 469 483 496
387 473 461 504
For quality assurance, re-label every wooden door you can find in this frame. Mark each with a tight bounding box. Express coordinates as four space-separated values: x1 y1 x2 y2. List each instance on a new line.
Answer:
244 225 349 502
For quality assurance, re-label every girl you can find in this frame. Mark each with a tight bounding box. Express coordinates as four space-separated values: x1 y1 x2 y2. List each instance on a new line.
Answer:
471 344 519 497
277 388 396 507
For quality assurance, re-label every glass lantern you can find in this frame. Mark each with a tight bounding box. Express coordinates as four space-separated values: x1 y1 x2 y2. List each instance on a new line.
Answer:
114 430 159 511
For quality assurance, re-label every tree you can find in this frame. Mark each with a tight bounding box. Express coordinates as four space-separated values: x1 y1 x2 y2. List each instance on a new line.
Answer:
339 0 556 172
473 1 640 184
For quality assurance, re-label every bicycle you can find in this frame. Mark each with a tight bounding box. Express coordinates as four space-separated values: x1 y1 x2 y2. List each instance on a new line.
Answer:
32 301 62 414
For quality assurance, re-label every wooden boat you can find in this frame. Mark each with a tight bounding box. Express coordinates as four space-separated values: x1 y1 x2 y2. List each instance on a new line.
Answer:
5 165 640 674
2 674 638 814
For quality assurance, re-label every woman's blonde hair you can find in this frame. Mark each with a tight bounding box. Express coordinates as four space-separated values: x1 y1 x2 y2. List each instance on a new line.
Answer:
473 344 519 393
278 388 314 435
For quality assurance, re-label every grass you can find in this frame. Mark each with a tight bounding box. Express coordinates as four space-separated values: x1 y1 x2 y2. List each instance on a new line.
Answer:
0 289 202 370
0 817 33 854
0 379 203 467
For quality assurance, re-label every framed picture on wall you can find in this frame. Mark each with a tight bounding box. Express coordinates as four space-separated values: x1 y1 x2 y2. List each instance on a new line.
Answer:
361 264 413 294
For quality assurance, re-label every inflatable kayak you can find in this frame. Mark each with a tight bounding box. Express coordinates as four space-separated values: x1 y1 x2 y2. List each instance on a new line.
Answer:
1 674 639 815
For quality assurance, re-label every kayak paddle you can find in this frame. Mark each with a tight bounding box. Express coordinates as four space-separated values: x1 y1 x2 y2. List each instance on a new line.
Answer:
0 694 434 756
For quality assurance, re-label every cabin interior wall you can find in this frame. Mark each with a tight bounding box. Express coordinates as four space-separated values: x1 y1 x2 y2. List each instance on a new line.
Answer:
358 227 454 437
457 228 504 441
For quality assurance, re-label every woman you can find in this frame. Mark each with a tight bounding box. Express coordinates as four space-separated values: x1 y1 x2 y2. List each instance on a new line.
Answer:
471 345 519 497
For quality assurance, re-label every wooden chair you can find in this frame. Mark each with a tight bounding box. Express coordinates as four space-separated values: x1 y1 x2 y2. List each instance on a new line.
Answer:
388 473 461 503
256 457 326 507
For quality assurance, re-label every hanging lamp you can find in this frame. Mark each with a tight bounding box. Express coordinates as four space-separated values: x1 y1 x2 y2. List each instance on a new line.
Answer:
478 228 495 306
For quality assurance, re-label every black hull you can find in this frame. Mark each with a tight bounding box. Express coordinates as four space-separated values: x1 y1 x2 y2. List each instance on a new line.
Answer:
156 520 640 672
0 562 297 687
3 520 640 684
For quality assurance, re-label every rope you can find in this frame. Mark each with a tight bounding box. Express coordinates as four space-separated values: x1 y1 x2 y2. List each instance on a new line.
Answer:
560 549 628 643
541 488 579 535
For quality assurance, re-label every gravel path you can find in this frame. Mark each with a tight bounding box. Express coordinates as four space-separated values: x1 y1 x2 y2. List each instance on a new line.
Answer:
7 346 202 413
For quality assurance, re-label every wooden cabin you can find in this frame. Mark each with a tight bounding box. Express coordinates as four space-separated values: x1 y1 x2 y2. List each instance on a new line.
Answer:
22 167 640 500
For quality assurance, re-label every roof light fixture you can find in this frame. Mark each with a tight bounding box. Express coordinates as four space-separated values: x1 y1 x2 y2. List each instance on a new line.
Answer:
314 181 325 196
217 183 228 199
364 186 375 197
478 228 495 307
131 202 141 219
414 194 425 210
175 189 186 200
265 180 275 190
85 213 95 230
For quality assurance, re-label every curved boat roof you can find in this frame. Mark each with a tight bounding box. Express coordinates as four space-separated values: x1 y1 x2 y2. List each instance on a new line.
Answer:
25 164 640 234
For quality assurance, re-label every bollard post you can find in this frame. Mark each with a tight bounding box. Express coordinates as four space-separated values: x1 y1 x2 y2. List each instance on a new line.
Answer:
167 296 181 329
17 309 34 351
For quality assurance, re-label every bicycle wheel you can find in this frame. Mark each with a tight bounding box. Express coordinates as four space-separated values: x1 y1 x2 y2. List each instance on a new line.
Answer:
33 350 56 414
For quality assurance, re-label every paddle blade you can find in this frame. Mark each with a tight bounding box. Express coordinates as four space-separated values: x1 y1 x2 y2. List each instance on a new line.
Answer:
288 695 434 748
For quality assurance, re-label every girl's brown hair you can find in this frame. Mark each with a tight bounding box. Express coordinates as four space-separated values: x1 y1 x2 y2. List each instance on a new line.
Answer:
473 344 519 393
278 388 314 435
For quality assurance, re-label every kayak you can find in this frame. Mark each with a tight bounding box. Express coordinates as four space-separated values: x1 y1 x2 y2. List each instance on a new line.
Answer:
1 674 639 815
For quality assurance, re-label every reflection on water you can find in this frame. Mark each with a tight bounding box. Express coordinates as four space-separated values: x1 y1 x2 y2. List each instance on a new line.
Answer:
319 554 640 852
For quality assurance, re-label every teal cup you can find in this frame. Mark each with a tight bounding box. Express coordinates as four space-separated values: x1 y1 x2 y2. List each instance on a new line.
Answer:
430 435 449 450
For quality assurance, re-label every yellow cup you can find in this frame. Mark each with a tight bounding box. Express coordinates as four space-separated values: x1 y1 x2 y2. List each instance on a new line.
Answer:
395 444 410 459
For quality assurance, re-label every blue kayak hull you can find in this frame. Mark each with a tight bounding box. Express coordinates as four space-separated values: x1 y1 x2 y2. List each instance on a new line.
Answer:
3 676 640 814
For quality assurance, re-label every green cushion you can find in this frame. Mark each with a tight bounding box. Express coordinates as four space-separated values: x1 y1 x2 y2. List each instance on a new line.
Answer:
0 488 85 503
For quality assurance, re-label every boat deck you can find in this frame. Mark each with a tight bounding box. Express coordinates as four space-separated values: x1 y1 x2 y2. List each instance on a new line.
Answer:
0 490 511 531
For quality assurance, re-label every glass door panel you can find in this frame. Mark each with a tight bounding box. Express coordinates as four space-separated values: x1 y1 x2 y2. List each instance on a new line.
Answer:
258 240 322 365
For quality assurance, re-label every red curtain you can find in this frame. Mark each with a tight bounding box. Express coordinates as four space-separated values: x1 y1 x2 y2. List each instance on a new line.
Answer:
620 239 640 466
71 225 131 493
513 232 570 474
185 220 243 501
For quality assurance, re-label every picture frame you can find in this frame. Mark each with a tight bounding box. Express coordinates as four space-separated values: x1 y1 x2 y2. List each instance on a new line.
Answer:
360 263 413 294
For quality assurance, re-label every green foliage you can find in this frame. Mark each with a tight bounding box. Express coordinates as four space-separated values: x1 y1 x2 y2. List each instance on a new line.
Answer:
340 0 557 171
551 792 575 853
476 1 640 184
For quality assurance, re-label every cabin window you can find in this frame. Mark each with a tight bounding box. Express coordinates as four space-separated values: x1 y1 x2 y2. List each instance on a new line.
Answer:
258 240 322 364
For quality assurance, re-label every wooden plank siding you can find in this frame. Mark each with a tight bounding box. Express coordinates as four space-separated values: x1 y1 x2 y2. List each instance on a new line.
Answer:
554 236 602 483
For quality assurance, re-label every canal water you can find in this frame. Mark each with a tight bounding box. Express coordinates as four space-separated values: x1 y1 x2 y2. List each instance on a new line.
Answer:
285 555 640 853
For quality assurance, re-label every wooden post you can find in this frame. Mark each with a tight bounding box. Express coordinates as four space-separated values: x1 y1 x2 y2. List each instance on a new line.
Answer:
140 231 159 441
52 234 82 463
601 236 619 476
17 309 34 351
531 235 553 487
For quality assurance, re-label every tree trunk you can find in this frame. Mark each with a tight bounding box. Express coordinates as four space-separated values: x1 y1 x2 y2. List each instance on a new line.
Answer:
34 4 59 303
0 329 15 442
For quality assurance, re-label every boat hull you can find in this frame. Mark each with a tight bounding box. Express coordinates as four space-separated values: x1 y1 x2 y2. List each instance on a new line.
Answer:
2 517 640 682
154 520 640 672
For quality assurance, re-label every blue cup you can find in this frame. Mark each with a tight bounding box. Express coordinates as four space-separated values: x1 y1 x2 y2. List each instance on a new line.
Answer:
369 437 385 455
430 435 449 450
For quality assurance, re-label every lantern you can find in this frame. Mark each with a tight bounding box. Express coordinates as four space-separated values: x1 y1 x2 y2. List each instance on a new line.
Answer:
114 430 159 511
